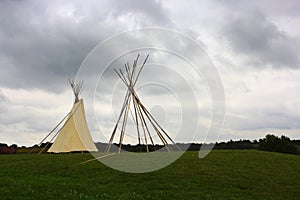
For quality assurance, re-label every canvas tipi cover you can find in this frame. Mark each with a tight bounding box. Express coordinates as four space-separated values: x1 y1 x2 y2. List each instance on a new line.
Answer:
48 99 98 153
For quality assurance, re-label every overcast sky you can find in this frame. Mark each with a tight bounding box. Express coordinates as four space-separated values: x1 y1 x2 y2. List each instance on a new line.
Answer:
0 0 299 146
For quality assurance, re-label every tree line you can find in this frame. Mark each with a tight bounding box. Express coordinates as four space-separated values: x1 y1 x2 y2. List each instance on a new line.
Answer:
1 134 299 155
189 134 300 155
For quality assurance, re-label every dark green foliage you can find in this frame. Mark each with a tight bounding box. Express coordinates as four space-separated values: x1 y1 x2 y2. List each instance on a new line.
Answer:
10 144 18 149
214 139 257 150
258 134 299 155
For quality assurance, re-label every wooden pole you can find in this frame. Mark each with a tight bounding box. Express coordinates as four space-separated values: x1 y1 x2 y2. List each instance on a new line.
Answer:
132 93 141 145
118 94 132 153
133 54 149 86
134 96 155 152
105 90 130 153
130 54 140 81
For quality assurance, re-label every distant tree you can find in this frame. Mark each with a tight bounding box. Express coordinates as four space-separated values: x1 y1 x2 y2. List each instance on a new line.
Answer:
39 142 52 148
10 144 17 148
0 143 8 147
0 144 17 154
214 139 256 150
258 134 298 155
252 139 259 144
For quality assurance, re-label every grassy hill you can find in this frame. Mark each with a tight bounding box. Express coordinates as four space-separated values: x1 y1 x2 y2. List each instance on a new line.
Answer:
0 150 299 199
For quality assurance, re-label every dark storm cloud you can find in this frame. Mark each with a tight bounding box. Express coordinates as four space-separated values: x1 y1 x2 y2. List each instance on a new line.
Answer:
222 9 300 69
0 0 171 92
0 1 101 91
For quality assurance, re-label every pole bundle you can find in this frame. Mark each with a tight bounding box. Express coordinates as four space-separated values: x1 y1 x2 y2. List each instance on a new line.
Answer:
69 79 83 103
105 54 180 154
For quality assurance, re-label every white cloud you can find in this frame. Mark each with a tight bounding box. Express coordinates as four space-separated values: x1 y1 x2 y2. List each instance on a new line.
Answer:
0 88 71 146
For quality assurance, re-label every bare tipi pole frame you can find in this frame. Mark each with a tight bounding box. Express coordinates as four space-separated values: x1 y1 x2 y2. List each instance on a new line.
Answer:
105 54 181 154
69 79 83 104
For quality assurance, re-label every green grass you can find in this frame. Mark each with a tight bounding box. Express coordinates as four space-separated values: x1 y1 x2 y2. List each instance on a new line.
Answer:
0 150 299 199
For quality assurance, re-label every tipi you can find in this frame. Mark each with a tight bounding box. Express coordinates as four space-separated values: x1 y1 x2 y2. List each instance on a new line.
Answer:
105 54 180 153
38 80 98 153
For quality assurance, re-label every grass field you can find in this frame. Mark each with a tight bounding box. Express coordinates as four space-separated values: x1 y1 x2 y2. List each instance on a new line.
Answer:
0 150 299 200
